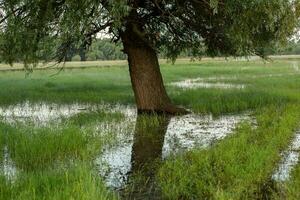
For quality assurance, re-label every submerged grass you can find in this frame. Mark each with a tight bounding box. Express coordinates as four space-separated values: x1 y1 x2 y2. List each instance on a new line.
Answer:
158 105 300 199
66 110 125 126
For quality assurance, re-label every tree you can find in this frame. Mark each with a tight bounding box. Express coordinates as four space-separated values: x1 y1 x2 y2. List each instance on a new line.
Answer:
88 39 126 60
0 0 299 114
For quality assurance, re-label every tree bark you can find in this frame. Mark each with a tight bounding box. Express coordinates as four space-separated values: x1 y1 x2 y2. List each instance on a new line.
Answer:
122 29 188 115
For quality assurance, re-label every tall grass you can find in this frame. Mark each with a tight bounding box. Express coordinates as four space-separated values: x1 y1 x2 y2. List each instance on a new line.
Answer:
0 116 119 199
171 88 291 115
66 110 124 126
158 105 300 199
0 163 117 200
2 111 123 171
7 126 97 171
284 165 300 199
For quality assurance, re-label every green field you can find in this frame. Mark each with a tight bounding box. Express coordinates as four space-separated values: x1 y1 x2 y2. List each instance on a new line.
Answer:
0 58 300 199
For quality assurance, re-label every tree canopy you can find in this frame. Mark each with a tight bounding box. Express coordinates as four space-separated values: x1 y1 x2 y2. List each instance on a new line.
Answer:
0 0 299 68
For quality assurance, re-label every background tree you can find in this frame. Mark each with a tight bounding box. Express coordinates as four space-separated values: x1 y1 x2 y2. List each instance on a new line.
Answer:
0 0 299 114
276 40 300 55
86 39 126 60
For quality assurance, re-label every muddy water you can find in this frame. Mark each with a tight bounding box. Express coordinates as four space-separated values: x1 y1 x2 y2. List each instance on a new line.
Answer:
273 130 300 182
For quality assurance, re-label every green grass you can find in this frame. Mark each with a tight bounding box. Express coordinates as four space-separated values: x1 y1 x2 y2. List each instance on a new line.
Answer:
158 105 300 199
0 163 117 200
1 110 124 171
0 67 133 106
0 124 4 162
66 110 125 126
172 88 291 115
6 126 98 171
0 59 299 115
283 164 300 200
0 116 119 199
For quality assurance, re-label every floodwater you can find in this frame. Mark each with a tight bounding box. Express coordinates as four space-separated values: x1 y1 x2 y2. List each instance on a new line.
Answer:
0 103 251 189
171 79 246 89
273 130 300 182
0 146 17 182
97 112 251 191
0 102 86 125
2 102 299 198
0 102 135 125
170 71 300 90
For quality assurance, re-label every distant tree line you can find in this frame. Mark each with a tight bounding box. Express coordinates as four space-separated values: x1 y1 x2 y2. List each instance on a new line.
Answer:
68 38 197 61
72 39 300 62
276 41 300 55
1 39 300 63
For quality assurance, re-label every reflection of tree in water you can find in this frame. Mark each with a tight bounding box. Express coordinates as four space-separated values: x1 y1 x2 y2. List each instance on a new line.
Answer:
122 114 171 200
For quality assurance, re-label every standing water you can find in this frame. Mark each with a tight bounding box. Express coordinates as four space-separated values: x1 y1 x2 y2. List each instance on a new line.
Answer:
96 110 252 199
0 102 252 198
0 146 17 182
273 130 300 182
170 78 246 89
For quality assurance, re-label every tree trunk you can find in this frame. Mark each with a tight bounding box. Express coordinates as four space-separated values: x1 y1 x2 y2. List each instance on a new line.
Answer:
79 47 86 62
123 43 187 115
120 20 188 115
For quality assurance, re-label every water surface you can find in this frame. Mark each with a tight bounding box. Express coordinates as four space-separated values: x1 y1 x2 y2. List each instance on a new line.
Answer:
97 111 251 191
273 131 300 182
0 146 17 182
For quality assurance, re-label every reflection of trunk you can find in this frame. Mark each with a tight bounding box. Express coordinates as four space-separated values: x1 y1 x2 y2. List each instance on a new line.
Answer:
131 115 170 174
121 25 188 115
124 114 171 199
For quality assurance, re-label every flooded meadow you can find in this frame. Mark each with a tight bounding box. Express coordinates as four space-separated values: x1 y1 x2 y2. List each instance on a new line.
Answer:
0 103 251 188
0 59 300 199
